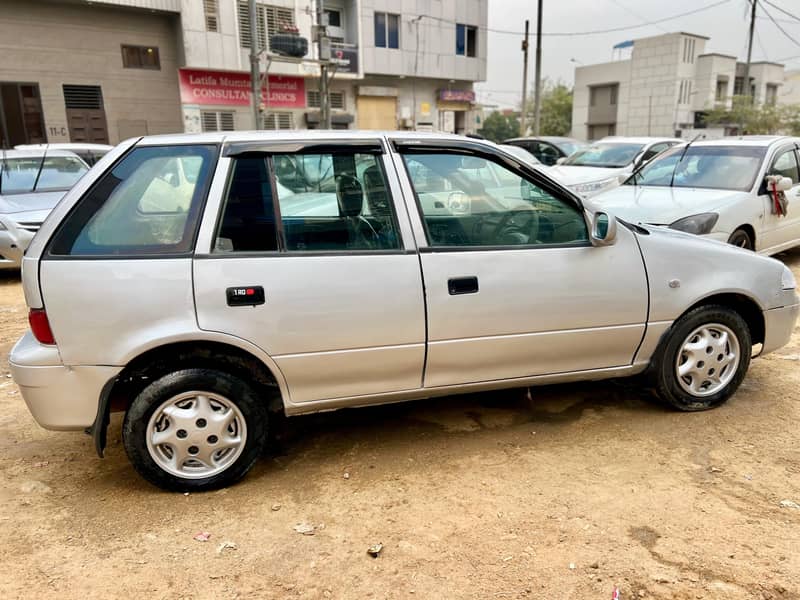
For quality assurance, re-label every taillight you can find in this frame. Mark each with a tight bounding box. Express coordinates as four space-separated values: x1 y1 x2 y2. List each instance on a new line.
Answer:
29 308 56 345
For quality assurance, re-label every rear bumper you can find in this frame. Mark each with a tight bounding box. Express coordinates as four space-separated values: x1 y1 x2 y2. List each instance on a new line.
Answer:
761 302 800 356
9 331 121 430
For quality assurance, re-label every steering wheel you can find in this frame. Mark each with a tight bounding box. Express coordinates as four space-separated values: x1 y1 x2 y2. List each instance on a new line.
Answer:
491 206 540 245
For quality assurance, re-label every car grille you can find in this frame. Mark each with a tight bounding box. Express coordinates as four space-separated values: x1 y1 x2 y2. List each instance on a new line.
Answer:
16 221 42 233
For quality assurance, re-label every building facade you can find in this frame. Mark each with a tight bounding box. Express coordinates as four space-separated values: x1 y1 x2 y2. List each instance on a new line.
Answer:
572 32 788 141
0 0 487 147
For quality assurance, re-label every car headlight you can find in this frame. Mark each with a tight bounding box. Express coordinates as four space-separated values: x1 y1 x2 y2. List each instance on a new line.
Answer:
569 177 619 196
781 266 797 290
669 213 719 235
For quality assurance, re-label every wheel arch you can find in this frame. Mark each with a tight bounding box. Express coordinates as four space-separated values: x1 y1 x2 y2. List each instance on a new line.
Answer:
91 339 288 457
729 224 756 249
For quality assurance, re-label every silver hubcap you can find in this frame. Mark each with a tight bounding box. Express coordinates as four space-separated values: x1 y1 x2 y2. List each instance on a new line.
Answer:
146 391 247 479
675 323 740 397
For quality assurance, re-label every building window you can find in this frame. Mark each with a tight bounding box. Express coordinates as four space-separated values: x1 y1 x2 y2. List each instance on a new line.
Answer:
201 111 235 132
715 78 727 101
589 84 618 107
238 2 295 51
262 112 294 130
734 77 755 97
374 12 399 49
682 38 695 63
456 24 477 57
766 84 778 106
325 9 341 27
204 0 219 32
307 90 345 110
121 45 160 69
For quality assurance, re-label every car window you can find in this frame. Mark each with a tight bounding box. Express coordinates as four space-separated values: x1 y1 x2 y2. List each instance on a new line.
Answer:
0 156 87 194
402 152 588 248
564 143 644 168
215 152 401 253
641 143 670 163
49 145 215 256
769 148 800 184
627 145 767 192
537 143 560 166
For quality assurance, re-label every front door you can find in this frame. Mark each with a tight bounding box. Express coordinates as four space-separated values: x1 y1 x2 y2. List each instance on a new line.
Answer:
194 142 425 404
761 144 800 253
395 144 648 387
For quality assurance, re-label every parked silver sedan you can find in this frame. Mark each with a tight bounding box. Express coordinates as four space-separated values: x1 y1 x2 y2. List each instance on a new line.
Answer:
0 149 89 269
9 131 799 491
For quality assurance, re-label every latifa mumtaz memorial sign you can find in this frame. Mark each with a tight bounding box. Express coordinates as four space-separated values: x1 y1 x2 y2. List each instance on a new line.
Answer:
179 68 306 108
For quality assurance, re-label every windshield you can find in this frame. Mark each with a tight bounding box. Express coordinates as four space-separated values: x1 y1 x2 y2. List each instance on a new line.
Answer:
563 143 644 168
626 145 767 192
551 140 585 156
0 155 88 194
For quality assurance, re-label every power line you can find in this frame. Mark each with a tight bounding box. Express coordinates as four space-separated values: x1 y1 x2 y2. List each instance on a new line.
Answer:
760 0 800 23
759 1 800 47
410 0 732 38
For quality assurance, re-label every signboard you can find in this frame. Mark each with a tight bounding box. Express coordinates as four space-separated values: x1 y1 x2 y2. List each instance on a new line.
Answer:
330 45 359 74
438 89 476 103
178 68 306 108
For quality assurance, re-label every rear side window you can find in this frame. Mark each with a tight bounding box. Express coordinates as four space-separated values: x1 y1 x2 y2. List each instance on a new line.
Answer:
49 145 216 256
214 152 401 253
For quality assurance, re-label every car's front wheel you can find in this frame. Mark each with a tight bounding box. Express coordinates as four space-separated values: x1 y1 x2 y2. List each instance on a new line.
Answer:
652 305 751 411
123 368 267 492
728 228 754 251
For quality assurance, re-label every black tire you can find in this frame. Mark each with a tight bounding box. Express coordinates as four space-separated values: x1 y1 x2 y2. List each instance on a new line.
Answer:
123 368 267 492
652 305 751 411
728 228 754 251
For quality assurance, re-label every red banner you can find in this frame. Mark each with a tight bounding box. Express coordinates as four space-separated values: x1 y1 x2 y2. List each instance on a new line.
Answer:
178 68 306 108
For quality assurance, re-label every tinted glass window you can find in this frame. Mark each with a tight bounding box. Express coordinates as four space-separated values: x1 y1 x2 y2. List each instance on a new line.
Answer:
564 143 644 167
402 153 588 247
214 152 402 253
0 156 87 194
769 148 799 183
49 145 215 256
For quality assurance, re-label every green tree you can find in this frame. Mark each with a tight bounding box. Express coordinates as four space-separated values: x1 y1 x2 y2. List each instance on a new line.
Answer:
702 96 788 134
522 79 573 136
478 111 520 142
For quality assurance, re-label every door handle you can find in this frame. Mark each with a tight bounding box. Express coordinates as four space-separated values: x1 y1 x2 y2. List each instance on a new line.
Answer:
448 276 479 295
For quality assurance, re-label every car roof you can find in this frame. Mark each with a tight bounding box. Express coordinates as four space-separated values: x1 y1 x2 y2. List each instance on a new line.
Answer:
596 136 683 144
0 148 89 159
15 143 114 152
688 135 797 147
134 130 489 146
503 136 583 144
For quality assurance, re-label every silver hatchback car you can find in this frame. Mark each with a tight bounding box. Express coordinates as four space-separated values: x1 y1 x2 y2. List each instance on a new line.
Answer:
10 131 799 491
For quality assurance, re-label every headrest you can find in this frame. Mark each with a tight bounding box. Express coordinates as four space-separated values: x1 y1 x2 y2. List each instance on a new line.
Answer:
336 174 363 217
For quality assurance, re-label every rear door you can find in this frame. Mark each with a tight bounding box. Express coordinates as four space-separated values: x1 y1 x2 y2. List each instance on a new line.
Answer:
392 140 648 388
193 139 425 405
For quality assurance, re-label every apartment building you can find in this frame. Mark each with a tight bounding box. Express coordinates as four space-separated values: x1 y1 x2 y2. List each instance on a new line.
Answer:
572 32 788 141
0 0 487 146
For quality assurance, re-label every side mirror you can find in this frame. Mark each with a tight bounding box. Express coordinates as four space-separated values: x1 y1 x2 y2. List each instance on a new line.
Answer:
767 176 793 192
556 157 567 165
590 211 618 246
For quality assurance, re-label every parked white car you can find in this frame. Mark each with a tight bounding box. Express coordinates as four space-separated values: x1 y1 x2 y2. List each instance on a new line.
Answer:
549 136 682 197
15 143 113 166
0 149 89 269
10 131 798 491
590 136 800 254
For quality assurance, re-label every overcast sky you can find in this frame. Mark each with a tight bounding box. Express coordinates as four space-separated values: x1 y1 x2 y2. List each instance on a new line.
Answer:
475 0 800 108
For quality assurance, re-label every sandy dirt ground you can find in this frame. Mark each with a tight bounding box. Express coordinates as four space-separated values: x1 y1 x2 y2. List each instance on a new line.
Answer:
1 250 799 600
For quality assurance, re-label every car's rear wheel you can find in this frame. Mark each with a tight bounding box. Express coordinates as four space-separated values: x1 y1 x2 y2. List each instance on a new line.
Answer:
652 305 751 411
728 228 754 251
123 368 267 492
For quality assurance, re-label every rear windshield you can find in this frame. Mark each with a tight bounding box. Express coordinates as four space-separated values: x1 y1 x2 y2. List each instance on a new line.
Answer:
563 143 644 168
0 156 87 194
626 145 767 192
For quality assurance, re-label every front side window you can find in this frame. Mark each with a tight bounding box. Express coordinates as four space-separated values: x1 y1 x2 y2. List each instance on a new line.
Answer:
49 145 216 256
215 152 401 253
564 143 644 168
627 145 767 192
375 12 399 49
769 148 800 184
402 152 588 248
0 155 87 194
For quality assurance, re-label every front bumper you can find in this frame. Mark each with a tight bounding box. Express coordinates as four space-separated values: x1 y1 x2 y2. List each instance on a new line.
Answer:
10 331 121 430
0 219 35 270
761 302 800 356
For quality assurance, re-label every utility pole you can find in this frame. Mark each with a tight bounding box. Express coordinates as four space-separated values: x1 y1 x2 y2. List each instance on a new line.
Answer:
248 0 260 129
743 0 756 103
316 0 331 129
519 20 530 136
532 0 543 136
